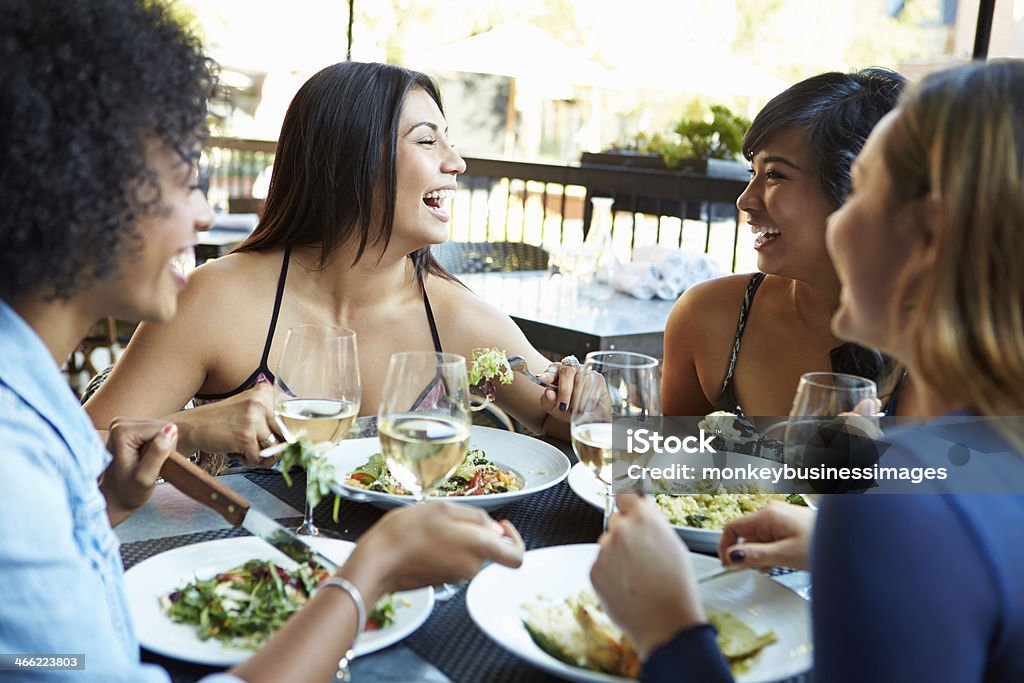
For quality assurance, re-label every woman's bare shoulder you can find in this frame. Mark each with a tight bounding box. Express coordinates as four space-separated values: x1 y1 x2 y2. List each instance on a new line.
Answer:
167 251 284 331
669 273 760 330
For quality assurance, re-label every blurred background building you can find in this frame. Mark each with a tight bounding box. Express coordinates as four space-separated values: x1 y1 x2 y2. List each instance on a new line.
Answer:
181 0 1020 161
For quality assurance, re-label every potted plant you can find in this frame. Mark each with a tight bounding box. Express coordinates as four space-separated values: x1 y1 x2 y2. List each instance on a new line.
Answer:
581 105 750 177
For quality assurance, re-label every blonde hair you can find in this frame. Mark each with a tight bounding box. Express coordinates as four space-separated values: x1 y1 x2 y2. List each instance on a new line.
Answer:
883 60 1024 428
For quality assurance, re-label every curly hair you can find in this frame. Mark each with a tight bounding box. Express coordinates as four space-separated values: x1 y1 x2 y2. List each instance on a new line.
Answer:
0 0 215 302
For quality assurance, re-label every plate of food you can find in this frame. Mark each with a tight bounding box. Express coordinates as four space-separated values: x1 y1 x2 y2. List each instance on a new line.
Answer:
567 459 809 553
466 543 811 683
324 426 571 511
124 536 434 666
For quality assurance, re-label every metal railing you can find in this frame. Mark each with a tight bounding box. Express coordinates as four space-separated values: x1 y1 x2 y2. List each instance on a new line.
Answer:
203 137 750 271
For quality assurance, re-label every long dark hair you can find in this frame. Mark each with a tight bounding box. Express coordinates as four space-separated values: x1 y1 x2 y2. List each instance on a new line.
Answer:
745 68 907 393
235 61 453 281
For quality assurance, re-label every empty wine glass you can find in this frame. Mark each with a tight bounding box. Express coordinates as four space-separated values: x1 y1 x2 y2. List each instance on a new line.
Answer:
377 351 472 600
571 351 661 531
783 371 878 494
274 325 360 536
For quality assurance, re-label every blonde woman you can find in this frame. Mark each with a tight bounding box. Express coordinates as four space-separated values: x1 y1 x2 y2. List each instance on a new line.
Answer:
592 60 1024 682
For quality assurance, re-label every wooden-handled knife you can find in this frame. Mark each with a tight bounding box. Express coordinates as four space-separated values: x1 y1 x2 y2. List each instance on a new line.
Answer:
159 451 340 573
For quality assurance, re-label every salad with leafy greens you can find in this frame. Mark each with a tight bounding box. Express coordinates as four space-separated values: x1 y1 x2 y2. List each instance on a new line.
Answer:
346 449 523 496
161 559 395 650
276 439 343 522
469 347 513 404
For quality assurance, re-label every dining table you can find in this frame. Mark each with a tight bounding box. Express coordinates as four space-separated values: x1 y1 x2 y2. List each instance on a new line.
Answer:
456 271 677 359
116 430 811 683
194 213 259 265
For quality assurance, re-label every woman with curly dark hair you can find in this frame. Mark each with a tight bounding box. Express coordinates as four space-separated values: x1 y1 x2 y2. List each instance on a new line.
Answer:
0 2 523 681
85 60 579 470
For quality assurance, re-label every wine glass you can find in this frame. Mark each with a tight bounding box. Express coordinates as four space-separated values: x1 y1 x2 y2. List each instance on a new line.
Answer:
571 351 661 531
274 325 360 536
783 371 878 495
377 351 472 600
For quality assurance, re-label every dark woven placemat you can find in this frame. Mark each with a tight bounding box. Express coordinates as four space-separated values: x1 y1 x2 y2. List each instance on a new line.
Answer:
243 469 807 683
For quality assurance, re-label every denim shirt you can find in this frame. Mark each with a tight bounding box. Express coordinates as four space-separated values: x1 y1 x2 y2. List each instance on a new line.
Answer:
0 302 240 683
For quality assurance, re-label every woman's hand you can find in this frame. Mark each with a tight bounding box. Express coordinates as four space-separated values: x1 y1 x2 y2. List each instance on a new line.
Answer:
591 494 705 659
537 358 584 423
174 384 281 466
101 418 178 526
718 502 816 570
340 501 524 601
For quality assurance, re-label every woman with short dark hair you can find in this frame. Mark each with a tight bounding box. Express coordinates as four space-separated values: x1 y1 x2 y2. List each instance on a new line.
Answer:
592 60 1024 683
662 68 910 419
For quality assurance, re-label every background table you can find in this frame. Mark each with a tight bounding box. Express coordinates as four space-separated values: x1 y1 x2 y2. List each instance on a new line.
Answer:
458 271 676 359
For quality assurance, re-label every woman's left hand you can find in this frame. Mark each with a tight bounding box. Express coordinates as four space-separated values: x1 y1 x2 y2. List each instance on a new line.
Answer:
591 494 706 659
537 357 583 421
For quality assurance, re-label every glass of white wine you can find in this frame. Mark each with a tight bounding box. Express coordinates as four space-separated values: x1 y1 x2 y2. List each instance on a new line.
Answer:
571 351 661 532
274 325 360 536
378 351 472 600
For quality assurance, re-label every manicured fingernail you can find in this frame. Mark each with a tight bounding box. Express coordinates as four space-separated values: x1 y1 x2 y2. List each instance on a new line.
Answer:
729 549 745 563
162 423 177 438
558 401 568 412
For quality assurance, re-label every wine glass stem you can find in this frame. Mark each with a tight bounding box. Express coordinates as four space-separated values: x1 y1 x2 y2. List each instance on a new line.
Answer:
603 483 615 532
298 475 319 536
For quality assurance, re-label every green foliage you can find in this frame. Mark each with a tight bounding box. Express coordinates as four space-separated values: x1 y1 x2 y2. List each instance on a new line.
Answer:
626 105 750 166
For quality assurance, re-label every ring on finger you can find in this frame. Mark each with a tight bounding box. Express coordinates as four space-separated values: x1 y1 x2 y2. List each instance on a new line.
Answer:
258 433 279 450
559 355 581 367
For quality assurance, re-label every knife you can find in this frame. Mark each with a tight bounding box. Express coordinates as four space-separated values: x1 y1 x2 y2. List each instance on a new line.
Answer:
159 451 340 573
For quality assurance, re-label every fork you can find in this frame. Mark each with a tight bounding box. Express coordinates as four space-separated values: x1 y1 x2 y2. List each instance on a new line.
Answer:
506 355 558 390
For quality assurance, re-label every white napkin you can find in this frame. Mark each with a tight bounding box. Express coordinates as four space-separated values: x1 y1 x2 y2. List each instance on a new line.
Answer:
656 253 726 299
630 245 684 275
613 262 658 300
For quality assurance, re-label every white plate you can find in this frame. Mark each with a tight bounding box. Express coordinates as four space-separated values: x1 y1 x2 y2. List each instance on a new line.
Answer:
467 544 811 683
324 426 571 511
124 536 434 666
567 463 718 554
567 451 792 554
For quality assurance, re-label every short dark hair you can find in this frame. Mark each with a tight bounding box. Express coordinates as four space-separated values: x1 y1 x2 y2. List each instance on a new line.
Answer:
743 68 907 209
236 61 454 281
0 0 215 302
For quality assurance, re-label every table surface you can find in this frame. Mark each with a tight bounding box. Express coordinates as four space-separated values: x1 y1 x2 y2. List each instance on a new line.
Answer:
457 271 676 358
116 434 810 683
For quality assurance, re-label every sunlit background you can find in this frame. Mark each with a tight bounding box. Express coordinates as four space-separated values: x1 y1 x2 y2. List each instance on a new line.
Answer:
179 0 1022 160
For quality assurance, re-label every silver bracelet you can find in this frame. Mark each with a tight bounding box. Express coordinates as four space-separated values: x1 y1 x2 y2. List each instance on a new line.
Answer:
318 576 366 681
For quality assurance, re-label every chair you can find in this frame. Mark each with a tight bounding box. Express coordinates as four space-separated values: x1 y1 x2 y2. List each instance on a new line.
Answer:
430 241 551 434
431 241 549 274
65 318 122 397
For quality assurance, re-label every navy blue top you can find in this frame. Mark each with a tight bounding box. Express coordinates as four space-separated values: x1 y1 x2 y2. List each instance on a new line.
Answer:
643 417 1024 682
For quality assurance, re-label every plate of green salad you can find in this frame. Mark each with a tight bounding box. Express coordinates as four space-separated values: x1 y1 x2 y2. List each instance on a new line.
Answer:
124 536 434 666
324 426 571 511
